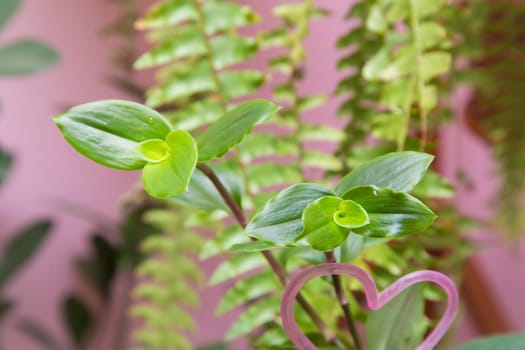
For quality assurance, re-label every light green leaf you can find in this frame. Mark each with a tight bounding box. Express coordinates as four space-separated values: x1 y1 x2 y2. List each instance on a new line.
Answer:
453 334 525 350
226 296 279 340
229 241 277 253
370 113 404 141
420 22 447 50
296 196 367 251
142 130 197 198
421 85 438 112
0 220 52 288
246 163 302 192
170 163 243 212
0 40 59 76
335 151 433 196
366 5 387 33
412 171 454 199
337 233 389 263
363 48 390 80
203 1 260 34
415 0 445 19
366 284 425 350
420 51 451 81
54 100 172 169
239 133 298 163
169 100 223 131
0 0 21 31
197 99 279 161
246 183 334 245
209 253 266 285
136 0 196 30
0 147 13 187
220 70 265 100
216 271 277 315
211 36 258 69
342 186 437 237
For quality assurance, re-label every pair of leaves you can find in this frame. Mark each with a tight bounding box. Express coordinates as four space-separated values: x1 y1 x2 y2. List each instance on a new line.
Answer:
54 99 279 198
246 152 436 251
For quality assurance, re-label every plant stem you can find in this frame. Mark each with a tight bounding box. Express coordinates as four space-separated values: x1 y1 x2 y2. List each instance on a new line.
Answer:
196 162 337 344
325 251 363 350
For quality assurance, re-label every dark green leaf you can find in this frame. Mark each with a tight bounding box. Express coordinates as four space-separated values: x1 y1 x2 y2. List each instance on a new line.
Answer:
0 147 13 187
0 40 59 76
0 220 52 288
0 0 21 30
62 296 92 346
197 99 280 161
335 152 433 196
246 184 334 245
229 241 277 252
366 284 425 350
342 186 436 237
17 320 64 350
54 100 172 169
452 334 525 350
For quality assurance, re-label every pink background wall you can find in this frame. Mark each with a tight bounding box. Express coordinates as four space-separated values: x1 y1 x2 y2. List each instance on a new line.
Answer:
0 0 524 349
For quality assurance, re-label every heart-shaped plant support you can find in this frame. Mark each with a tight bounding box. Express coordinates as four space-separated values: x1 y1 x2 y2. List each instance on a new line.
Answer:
281 263 459 350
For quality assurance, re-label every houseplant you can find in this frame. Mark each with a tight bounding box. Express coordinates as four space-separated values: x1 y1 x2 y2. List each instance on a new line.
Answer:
48 0 525 349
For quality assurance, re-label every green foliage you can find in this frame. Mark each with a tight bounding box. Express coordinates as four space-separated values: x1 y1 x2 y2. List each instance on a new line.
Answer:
0 147 12 186
53 100 172 170
0 0 21 31
197 100 280 161
453 334 525 350
62 296 92 347
365 284 426 350
0 220 52 288
0 40 59 76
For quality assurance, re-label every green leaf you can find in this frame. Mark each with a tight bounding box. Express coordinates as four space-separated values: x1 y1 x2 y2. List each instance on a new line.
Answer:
203 1 260 34
170 100 224 131
0 40 59 76
453 334 525 350
211 36 258 69
54 100 172 169
246 184 334 245
419 22 447 50
220 70 265 100
136 0 196 30
0 147 13 187
296 196 368 251
197 99 280 161
0 299 13 321
335 151 433 196
366 5 387 33
209 253 266 285
370 113 404 142
337 233 389 263
226 296 279 340
366 284 425 350
342 186 437 238
0 220 52 288
17 320 64 350
363 48 390 81
62 296 92 346
216 271 277 315
0 0 21 31
229 241 277 253
412 171 454 199
420 51 451 81
170 163 243 212
142 130 197 198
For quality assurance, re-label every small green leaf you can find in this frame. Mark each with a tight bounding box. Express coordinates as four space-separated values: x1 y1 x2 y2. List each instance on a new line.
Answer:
452 334 525 350
54 100 172 169
366 284 425 350
366 5 387 33
412 171 454 199
335 151 433 196
0 0 20 31
246 183 334 245
0 220 52 288
342 186 437 237
0 40 59 76
419 22 447 50
0 147 13 187
296 196 351 251
142 130 197 198
420 51 451 81
226 296 279 340
334 200 369 228
62 296 92 346
210 253 266 285
139 139 169 163
197 99 280 161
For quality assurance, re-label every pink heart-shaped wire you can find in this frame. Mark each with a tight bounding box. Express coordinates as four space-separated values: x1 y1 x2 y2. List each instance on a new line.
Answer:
281 263 459 350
